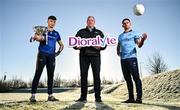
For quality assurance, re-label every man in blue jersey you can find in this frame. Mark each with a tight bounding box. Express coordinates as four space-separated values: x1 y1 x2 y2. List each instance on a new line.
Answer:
29 16 64 102
117 18 147 103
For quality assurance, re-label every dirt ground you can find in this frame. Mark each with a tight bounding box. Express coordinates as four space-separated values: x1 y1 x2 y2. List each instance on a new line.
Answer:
0 88 180 110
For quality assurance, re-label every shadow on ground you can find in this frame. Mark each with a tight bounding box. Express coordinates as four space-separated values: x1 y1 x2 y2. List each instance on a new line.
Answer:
95 102 114 110
62 101 114 110
63 101 86 110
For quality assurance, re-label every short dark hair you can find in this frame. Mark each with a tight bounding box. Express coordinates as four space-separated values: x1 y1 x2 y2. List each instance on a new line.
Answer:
122 18 131 24
48 16 57 20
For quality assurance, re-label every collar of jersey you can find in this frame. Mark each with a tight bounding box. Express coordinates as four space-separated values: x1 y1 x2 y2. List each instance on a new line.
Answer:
85 26 96 31
123 29 132 33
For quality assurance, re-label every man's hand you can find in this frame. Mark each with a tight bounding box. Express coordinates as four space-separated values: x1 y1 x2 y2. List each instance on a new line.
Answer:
76 46 82 50
55 50 61 57
93 46 101 50
56 40 64 57
142 33 147 40
137 33 147 48
30 34 45 42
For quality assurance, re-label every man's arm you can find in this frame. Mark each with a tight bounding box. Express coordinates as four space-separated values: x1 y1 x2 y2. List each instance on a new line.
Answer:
73 30 82 50
117 42 120 56
136 33 147 48
55 40 64 57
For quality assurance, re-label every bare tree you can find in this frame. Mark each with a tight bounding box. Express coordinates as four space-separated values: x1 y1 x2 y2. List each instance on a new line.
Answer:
146 52 168 74
54 73 61 87
77 75 81 86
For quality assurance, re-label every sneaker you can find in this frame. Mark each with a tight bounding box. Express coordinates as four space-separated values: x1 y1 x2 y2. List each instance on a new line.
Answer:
122 99 135 103
95 98 102 103
75 98 87 102
47 96 59 101
29 96 36 102
135 99 142 104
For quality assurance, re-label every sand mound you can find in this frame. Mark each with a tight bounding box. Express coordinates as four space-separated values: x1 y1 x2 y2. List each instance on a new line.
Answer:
111 69 180 102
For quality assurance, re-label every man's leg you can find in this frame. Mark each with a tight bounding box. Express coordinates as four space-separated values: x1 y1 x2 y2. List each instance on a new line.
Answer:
46 54 55 95
91 56 101 101
121 59 134 101
30 53 46 102
128 58 142 103
46 54 59 101
79 56 90 100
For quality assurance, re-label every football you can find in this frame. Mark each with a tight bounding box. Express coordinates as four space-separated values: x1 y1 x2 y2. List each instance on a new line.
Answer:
134 4 145 16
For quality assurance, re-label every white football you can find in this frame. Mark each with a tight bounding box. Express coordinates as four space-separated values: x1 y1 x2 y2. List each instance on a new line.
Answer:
134 4 145 16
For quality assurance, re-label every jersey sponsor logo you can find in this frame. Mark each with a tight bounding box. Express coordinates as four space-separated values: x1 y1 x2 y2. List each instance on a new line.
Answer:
48 35 56 40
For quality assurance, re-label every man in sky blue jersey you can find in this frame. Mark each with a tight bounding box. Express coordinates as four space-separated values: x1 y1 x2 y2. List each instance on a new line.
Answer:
117 18 147 103
29 16 64 102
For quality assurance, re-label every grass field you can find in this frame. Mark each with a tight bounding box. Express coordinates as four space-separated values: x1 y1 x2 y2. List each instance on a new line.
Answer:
0 69 180 110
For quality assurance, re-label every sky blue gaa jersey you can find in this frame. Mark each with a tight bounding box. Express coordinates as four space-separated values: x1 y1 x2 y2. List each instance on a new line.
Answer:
38 30 61 55
118 30 141 59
